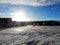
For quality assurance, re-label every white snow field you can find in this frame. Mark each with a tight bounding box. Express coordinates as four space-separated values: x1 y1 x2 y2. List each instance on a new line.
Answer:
0 25 60 45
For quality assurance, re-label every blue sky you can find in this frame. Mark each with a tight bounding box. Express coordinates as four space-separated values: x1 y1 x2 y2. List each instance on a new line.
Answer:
0 0 60 21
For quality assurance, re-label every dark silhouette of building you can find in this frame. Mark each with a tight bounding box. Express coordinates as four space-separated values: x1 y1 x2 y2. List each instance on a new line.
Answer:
0 18 12 27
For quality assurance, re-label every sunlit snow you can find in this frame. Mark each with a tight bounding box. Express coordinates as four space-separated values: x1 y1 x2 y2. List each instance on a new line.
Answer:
0 26 60 45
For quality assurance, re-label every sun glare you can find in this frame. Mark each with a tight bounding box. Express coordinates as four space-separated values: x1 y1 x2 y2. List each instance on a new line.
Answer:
11 11 29 21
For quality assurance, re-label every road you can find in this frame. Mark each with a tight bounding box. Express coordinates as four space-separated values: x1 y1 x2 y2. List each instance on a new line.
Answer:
0 26 60 45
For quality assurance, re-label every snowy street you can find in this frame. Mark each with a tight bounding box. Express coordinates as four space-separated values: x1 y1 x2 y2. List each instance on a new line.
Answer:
0 26 60 45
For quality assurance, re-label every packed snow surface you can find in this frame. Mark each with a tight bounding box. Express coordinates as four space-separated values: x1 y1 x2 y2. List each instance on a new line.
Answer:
0 25 60 45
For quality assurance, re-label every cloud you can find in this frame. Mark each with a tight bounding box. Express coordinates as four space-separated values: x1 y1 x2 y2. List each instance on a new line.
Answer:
0 13 12 18
0 0 60 6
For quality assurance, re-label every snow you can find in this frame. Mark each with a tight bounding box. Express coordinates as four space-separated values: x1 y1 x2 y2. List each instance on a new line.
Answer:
0 25 60 45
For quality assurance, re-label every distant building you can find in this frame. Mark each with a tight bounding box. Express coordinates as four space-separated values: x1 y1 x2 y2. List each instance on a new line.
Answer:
28 21 60 26
0 18 12 27
10 20 60 27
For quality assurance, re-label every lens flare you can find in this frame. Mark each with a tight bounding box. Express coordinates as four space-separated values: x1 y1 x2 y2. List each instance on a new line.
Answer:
11 11 29 21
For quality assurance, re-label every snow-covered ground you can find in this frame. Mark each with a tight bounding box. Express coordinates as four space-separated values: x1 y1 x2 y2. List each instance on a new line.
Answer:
0 25 60 45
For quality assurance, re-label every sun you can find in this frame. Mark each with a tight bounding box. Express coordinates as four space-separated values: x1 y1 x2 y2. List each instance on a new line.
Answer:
11 11 29 21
